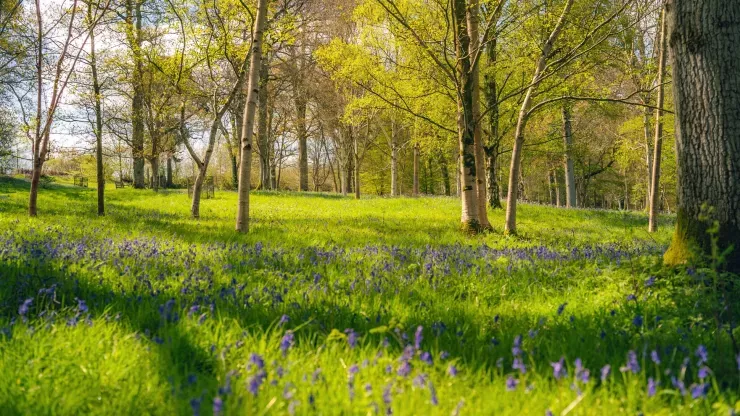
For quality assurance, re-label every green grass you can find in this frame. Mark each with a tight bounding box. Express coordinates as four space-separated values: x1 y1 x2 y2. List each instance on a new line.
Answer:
0 176 738 415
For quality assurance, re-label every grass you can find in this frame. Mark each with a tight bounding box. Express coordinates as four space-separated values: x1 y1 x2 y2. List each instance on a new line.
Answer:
0 175 738 415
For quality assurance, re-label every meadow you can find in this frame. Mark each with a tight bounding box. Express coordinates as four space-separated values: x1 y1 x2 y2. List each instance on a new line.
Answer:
0 176 738 415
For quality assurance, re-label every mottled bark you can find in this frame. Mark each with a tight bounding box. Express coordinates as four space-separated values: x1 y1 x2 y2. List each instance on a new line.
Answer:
483 6 502 211
467 0 489 228
453 0 480 232
562 104 576 208
648 7 667 233
390 118 399 196
664 0 740 271
127 0 145 189
236 0 267 233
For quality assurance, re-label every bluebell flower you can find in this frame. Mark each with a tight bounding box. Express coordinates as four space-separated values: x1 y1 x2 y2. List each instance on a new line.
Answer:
190 398 201 416
505 376 519 391
645 276 656 287
671 376 687 396
429 381 438 405
557 303 567 315
632 315 643 328
414 326 423 350
440 351 450 360
698 366 710 379
627 294 636 301
513 358 527 374
574 358 589 383
696 345 708 364
247 370 266 396
278 314 290 326
382 383 392 407
620 351 640 374
212 396 223 415
551 357 567 380
448 365 458 377
18 298 33 316
600 364 611 382
690 383 708 399
546 410 553 416
420 351 433 365
512 335 523 356
397 361 411 377
413 374 427 387
249 353 265 370
77 299 88 313
345 328 358 348
280 331 295 356
650 350 660 365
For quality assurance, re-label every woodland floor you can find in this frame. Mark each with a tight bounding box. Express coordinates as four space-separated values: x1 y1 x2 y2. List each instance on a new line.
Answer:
0 176 738 415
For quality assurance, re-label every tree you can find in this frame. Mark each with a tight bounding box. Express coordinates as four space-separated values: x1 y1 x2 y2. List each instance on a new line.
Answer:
663 0 740 271
648 4 666 232
236 0 269 233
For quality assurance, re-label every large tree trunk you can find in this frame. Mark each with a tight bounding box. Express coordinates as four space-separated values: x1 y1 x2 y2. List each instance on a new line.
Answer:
235 0 267 233
505 0 573 234
642 107 653 209
452 0 480 232
664 0 740 271
648 7 667 233
257 58 271 190
483 7 502 210
90 3 104 215
467 0 489 228
166 156 173 188
563 104 577 208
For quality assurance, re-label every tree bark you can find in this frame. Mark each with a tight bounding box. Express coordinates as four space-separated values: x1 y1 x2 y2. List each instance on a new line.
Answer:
562 104 577 208
648 7 667 233
664 0 740 271
467 0 489 228
483 7 502 210
127 0 145 189
413 142 420 196
453 0 480 232
505 0 574 234
390 117 399 196
236 0 267 233
89 2 104 215
257 57 271 190
439 154 451 196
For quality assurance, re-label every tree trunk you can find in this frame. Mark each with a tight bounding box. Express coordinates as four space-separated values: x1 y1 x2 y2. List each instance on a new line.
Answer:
467 0 489 228
390 118 399 196
483 8 502 210
413 143 420 196
236 0 267 233
296 96 308 192
129 0 145 189
505 0 574 234
90 2 104 215
257 57 271 190
563 104 577 208
354 128 361 199
664 0 740 271
648 7 667 233
166 156 173 188
451 0 480 232
642 107 653 209
439 154 451 196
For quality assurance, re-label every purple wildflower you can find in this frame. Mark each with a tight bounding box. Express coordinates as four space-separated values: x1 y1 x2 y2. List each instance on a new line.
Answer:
551 357 567 380
280 331 295 356
690 383 708 399
632 315 643 328
696 345 708 365
420 351 433 365
650 350 660 365
600 364 611 382
671 376 687 396
513 357 527 374
345 328 358 348
249 353 265 370
190 398 201 416
77 299 88 313
414 326 423 350
440 351 450 360
429 381 438 405
397 361 411 377
620 350 640 374
512 335 523 356
505 376 519 391
647 378 657 397
18 298 33 316
698 366 710 379
645 276 656 287
448 365 458 377
213 397 224 415
575 358 589 383
278 314 290 326
247 371 266 396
